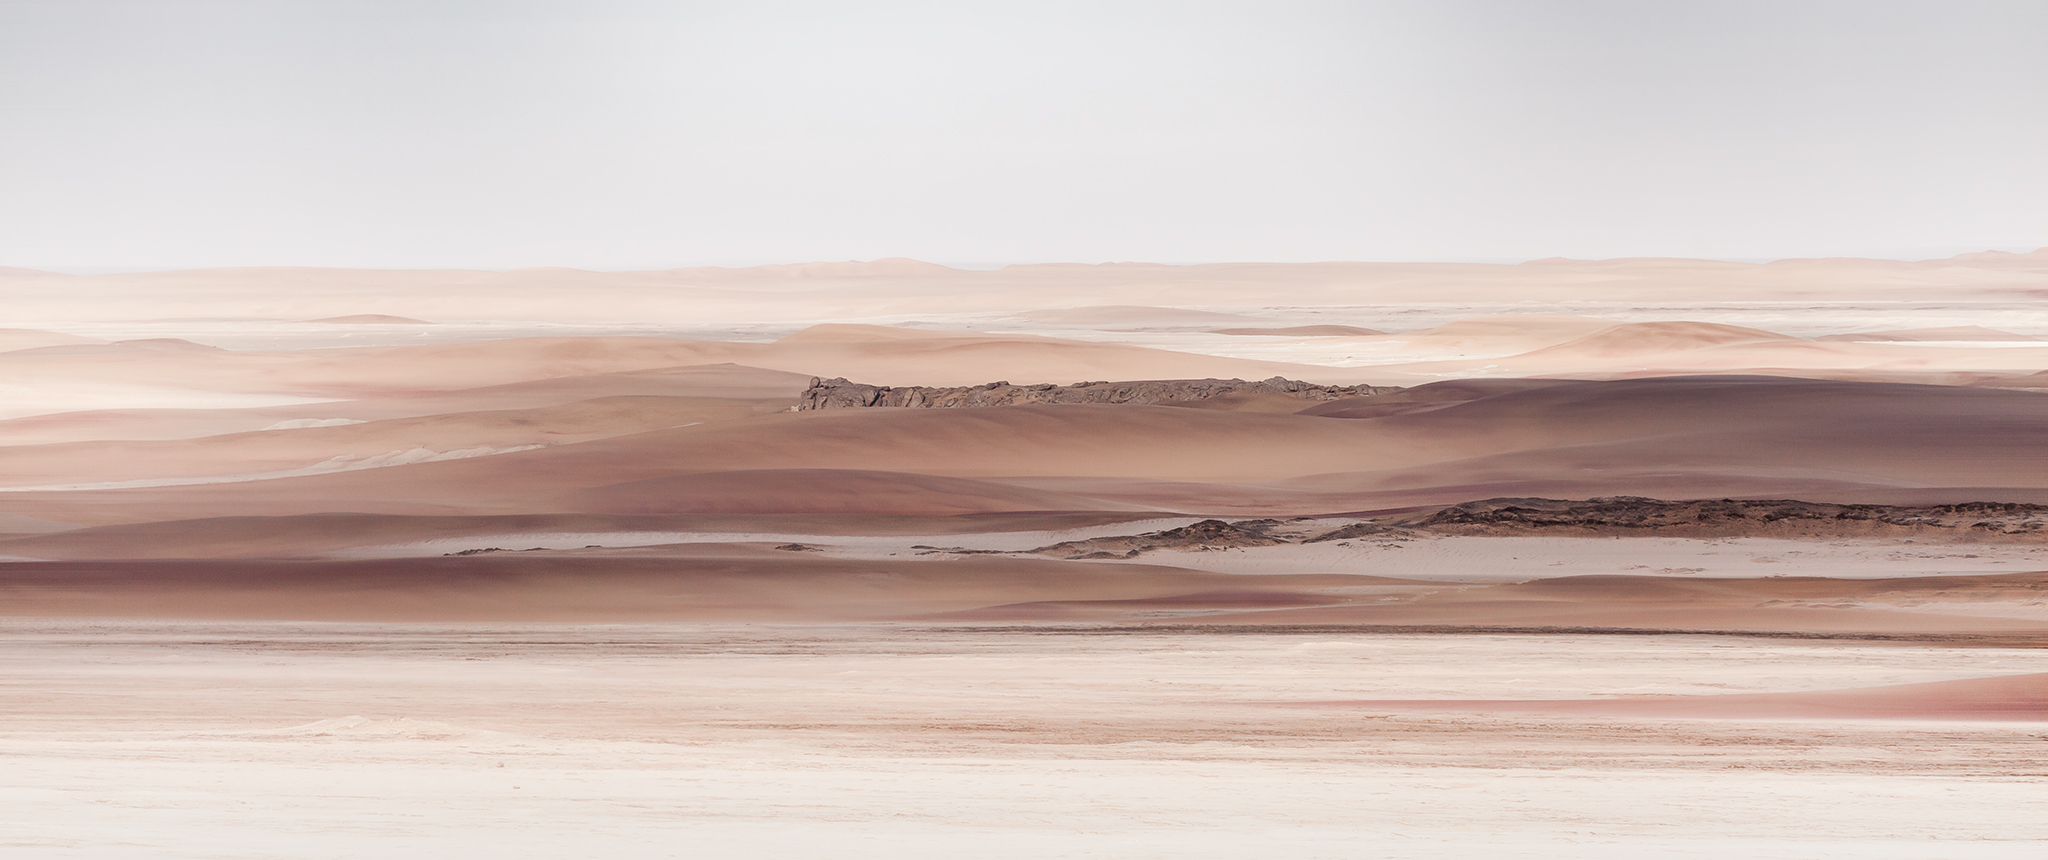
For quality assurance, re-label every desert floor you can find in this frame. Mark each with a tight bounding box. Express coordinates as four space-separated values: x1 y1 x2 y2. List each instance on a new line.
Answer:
6 621 2048 859
5 253 2048 857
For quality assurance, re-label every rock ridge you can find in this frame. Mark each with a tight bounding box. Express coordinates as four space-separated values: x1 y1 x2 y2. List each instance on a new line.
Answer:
798 376 1403 410
1410 497 2048 538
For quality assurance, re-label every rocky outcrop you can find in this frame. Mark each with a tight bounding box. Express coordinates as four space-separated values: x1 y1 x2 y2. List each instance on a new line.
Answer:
1029 519 1290 559
798 376 1403 410
1410 497 2048 539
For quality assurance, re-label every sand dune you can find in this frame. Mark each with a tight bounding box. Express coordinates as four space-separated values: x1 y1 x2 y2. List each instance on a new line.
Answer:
1815 325 2039 342
0 511 1155 560
307 314 433 324
15 254 2048 856
0 363 811 445
8 375 2048 524
0 548 1369 622
1308 671 2048 721
1384 332 2048 378
1193 570 2048 634
561 469 1141 515
1211 325 1387 337
0 396 777 488
1511 321 1798 359
0 328 103 351
5 539 2043 633
1013 305 1264 327
0 328 1373 420
1362 315 1622 355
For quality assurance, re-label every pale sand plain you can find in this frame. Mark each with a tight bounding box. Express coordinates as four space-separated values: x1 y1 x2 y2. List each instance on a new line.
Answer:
6 624 2048 859
5 252 2048 857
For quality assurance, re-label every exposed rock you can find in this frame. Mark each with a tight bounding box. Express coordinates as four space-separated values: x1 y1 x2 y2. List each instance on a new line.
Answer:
773 543 822 552
1408 497 2048 540
798 376 1403 410
1030 519 1289 559
1305 522 1402 543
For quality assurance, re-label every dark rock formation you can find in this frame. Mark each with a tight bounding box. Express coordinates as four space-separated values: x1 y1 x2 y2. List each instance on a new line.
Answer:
1411 497 2048 539
798 376 1403 410
1029 519 1290 559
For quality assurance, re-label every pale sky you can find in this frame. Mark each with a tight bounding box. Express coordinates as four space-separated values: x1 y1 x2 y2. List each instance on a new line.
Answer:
3 0 2044 270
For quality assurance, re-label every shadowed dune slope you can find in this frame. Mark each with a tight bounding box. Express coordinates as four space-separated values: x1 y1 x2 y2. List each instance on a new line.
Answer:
0 511 1159 560
6 376 2048 523
1297 379 1577 418
0 327 1375 408
1302 672 2048 721
1268 378 2048 508
561 469 1144 515
0 549 1369 622
1180 570 2048 634
1815 326 2038 343
7 550 2040 634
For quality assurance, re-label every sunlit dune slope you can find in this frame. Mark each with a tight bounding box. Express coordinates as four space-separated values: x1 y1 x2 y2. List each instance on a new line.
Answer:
0 363 814 444
1511 321 1798 359
0 396 778 488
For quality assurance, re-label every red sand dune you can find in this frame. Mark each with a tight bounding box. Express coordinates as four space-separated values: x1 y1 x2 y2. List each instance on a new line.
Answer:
6 375 2048 524
0 326 1369 405
561 469 1143 515
1298 672 2048 721
0 511 1155 560
0 549 1371 622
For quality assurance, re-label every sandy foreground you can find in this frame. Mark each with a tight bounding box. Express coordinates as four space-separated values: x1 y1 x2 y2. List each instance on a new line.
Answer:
6 621 2048 860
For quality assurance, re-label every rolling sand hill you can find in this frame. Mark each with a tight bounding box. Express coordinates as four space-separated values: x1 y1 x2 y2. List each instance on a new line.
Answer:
7 375 2048 525
18 257 2048 856
1301 671 2048 720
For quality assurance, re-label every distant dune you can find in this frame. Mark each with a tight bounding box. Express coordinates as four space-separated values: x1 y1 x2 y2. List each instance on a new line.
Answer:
0 329 103 352
1210 325 1388 337
1014 306 1265 327
1305 671 2048 720
1814 326 2039 342
306 314 434 324
561 469 1140 515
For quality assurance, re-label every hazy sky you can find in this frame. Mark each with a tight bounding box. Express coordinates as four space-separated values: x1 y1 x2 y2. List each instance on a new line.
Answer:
3 0 2044 270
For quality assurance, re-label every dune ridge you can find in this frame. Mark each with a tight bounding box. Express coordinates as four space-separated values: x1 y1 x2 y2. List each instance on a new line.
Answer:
1299 672 2048 721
